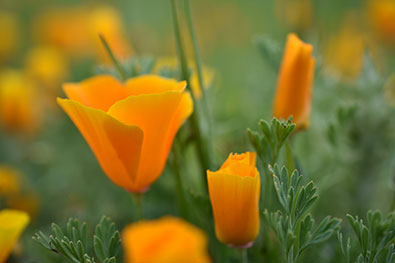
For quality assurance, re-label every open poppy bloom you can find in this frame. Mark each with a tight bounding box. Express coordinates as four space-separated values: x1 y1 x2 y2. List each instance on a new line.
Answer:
207 152 260 247
0 209 30 262
273 33 315 131
122 216 211 263
57 75 193 192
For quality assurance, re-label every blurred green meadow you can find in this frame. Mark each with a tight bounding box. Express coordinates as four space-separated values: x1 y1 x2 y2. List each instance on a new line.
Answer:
0 0 394 262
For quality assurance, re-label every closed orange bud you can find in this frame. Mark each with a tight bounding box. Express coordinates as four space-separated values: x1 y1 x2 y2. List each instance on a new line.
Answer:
122 216 211 263
57 75 193 193
207 152 260 247
0 209 30 262
273 33 315 131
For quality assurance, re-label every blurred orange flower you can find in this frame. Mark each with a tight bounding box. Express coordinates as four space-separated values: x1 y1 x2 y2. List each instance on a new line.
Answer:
368 0 395 46
0 209 30 263
207 152 260 247
122 216 211 263
0 69 42 135
273 33 315 131
57 75 193 192
34 5 131 62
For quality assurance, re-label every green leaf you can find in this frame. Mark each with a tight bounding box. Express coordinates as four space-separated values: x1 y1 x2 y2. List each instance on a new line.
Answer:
254 34 283 72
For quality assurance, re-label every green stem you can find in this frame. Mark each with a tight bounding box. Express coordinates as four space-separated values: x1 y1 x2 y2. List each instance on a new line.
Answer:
285 140 295 174
172 139 189 219
239 248 248 263
170 0 211 189
98 34 127 81
132 193 143 221
184 0 210 113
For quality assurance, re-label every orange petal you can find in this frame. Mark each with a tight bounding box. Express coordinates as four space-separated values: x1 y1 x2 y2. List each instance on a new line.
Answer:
122 216 211 263
57 98 143 190
0 209 30 262
207 171 260 246
63 75 131 111
107 90 185 190
125 75 186 95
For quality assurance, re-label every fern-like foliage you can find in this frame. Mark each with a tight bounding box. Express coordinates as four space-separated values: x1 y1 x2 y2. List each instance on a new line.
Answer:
264 165 342 263
33 216 121 263
247 117 295 166
338 210 395 263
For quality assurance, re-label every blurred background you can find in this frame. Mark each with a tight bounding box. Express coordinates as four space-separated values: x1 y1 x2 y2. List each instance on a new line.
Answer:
0 0 394 262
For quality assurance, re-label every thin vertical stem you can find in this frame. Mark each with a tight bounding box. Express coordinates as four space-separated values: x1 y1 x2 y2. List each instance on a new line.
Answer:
184 0 210 110
172 138 189 219
132 193 143 221
98 34 127 81
239 248 248 263
170 0 211 189
285 140 295 174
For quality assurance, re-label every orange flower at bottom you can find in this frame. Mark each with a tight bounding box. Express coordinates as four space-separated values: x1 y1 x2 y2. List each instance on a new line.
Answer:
0 209 30 262
122 216 211 263
207 152 260 247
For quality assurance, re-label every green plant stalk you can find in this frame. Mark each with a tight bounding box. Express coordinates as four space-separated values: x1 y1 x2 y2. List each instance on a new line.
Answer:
183 0 210 116
132 193 143 221
98 34 127 81
170 0 211 188
285 140 295 175
239 248 248 263
172 138 189 219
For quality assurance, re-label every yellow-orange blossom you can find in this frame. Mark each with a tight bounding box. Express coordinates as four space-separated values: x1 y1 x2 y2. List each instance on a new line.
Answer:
122 216 211 263
207 152 260 247
273 33 315 130
57 75 193 192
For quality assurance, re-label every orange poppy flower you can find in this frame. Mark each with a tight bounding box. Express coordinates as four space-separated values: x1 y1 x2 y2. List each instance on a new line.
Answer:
207 152 260 247
273 33 315 131
0 209 30 262
57 75 193 193
122 216 211 263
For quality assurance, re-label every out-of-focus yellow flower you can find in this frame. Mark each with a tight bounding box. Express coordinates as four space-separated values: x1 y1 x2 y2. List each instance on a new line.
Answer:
384 73 395 106
33 5 131 62
0 11 19 61
273 33 315 131
207 152 260 247
122 216 211 263
0 165 20 196
324 14 365 81
57 75 193 193
25 46 69 91
153 57 214 98
0 209 30 263
368 0 395 46
88 6 132 63
275 0 312 32
0 69 41 134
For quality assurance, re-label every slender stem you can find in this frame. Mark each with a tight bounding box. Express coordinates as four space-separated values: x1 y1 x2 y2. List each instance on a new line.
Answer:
285 140 295 174
184 0 210 110
172 138 189 219
132 193 143 221
239 248 248 263
170 0 211 189
98 34 127 81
